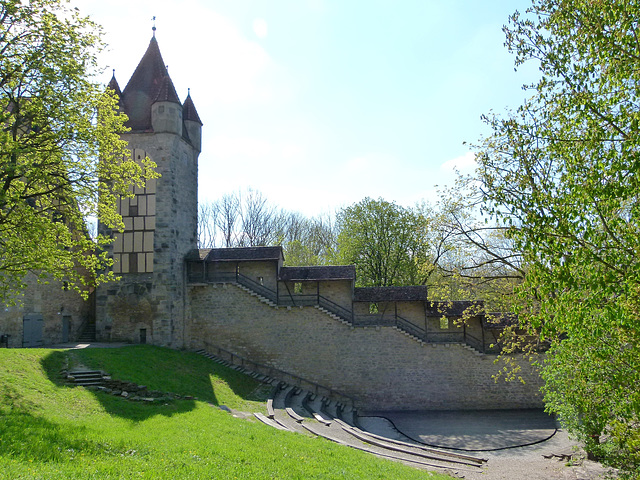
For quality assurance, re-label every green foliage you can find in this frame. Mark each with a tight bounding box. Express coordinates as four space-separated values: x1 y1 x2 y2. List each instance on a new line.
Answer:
0 0 156 302
0 348 449 479
334 197 429 287
477 0 640 474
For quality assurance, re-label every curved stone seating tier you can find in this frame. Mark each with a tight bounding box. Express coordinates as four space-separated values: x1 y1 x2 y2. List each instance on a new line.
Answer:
277 382 485 474
270 384 311 435
196 349 486 474
253 412 290 431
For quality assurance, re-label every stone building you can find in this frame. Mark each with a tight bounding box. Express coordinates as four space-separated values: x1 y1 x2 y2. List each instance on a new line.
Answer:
0 35 543 410
95 34 201 348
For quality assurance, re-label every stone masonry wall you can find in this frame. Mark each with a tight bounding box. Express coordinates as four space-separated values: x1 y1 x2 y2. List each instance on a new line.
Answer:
187 282 544 410
96 132 198 348
0 272 90 347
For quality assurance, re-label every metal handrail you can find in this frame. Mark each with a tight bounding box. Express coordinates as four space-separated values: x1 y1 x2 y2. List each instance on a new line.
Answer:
201 341 356 407
395 314 425 340
277 294 318 307
318 295 353 323
189 270 492 353
235 272 278 303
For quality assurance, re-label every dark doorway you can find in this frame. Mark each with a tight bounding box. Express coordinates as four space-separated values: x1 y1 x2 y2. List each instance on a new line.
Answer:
62 316 71 343
139 328 147 344
23 314 44 347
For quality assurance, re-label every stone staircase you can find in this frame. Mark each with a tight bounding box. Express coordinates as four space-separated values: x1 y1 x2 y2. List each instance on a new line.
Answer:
66 370 105 387
314 305 351 325
232 278 486 354
232 283 277 307
392 325 426 345
195 349 277 385
77 321 96 342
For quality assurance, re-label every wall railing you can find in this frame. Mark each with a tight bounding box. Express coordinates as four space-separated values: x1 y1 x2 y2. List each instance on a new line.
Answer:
189 269 497 353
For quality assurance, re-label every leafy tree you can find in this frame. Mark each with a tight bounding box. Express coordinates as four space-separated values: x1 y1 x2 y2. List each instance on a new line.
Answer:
334 197 428 287
477 0 640 473
0 0 154 301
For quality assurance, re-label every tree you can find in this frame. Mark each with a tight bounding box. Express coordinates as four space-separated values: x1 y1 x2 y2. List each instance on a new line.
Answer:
198 190 338 264
477 0 640 473
334 197 428 287
0 0 154 301
427 178 526 312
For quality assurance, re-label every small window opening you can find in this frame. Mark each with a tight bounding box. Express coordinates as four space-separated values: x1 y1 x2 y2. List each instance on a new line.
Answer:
294 282 302 294
439 317 449 329
257 276 264 285
369 303 379 314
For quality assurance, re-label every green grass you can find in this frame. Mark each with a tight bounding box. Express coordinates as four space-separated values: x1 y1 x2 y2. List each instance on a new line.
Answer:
0 346 451 479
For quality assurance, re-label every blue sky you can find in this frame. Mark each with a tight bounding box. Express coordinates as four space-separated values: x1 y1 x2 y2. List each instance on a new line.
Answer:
76 0 538 217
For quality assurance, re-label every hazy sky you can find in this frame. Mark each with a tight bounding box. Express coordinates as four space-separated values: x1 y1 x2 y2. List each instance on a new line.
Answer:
75 0 538 217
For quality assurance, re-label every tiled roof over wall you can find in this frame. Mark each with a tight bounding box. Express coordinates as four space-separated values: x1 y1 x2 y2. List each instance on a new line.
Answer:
354 286 429 302
279 265 355 281
185 246 284 262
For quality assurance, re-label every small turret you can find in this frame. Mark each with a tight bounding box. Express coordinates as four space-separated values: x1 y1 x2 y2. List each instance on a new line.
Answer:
106 70 124 110
182 90 202 151
107 70 122 97
151 75 183 135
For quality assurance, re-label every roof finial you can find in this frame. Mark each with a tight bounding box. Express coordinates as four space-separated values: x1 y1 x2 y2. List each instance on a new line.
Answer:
112 68 116 77
152 16 156 37
188 87 191 96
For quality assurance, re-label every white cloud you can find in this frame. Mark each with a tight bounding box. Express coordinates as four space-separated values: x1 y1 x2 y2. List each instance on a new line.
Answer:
440 151 477 172
252 18 268 39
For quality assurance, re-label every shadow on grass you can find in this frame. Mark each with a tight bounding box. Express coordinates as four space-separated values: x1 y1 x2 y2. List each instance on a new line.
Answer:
41 346 266 422
0 385 131 462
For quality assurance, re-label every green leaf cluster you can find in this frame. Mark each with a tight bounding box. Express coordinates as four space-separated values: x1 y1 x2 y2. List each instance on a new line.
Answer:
478 0 640 474
0 0 156 301
333 197 429 287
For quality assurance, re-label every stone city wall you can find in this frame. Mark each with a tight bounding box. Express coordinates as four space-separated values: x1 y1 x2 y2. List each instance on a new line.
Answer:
187 282 544 411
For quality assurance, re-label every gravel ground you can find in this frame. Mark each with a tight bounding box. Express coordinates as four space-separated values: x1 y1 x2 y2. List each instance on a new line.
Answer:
461 429 612 480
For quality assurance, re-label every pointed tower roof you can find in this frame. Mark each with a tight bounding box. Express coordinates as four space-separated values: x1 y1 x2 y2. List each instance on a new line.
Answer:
153 75 181 104
107 70 122 96
121 36 180 131
182 92 203 125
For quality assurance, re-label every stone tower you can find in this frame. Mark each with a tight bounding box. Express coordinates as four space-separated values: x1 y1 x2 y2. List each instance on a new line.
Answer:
96 35 202 347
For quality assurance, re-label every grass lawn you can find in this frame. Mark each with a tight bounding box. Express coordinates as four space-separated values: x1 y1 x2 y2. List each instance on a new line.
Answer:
0 345 451 479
